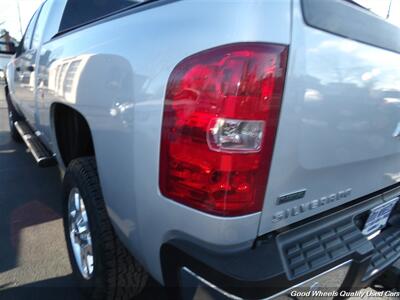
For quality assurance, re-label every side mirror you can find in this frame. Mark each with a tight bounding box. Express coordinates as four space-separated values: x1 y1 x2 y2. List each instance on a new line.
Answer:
0 41 16 55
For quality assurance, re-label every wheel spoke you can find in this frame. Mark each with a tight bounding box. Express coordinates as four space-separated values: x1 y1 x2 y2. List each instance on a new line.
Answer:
82 241 93 256
68 187 94 279
80 198 85 214
87 255 94 271
82 242 94 274
69 209 76 220
81 250 88 274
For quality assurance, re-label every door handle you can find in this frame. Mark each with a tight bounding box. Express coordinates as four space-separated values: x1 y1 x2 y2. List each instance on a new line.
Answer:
26 65 35 72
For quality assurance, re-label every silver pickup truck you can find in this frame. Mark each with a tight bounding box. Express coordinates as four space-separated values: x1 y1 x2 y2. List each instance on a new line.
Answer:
4 0 400 299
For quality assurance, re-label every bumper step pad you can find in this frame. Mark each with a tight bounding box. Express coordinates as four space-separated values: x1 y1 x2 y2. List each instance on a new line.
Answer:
364 227 400 280
278 219 368 279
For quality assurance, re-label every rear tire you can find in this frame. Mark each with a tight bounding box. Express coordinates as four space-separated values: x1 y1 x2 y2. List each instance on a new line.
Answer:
63 157 148 299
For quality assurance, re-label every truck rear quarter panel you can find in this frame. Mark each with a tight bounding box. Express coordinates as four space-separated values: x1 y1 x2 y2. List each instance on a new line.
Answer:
37 0 291 283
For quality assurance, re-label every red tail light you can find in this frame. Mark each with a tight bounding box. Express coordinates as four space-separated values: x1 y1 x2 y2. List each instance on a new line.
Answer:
160 43 288 216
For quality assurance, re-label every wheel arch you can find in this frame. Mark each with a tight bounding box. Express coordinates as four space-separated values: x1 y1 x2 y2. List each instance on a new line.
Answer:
50 102 95 169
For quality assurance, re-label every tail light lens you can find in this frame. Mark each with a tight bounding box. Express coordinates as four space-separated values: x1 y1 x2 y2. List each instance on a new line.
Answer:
160 43 288 216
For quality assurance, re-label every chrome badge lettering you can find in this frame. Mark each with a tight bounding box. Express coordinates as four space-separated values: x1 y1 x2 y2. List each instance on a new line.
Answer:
272 188 352 223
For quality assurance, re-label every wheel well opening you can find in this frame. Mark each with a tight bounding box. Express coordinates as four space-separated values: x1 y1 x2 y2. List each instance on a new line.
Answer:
53 104 95 167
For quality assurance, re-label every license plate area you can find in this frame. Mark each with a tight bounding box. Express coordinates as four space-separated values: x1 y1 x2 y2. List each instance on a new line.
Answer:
362 197 399 236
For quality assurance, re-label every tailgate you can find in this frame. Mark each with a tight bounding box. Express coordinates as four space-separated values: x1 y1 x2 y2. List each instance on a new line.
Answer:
259 0 400 235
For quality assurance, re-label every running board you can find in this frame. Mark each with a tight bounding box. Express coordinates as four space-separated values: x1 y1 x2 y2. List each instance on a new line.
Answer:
14 121 56 167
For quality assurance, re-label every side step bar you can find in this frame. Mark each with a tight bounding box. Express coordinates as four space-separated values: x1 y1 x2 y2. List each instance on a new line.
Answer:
14 121 56 167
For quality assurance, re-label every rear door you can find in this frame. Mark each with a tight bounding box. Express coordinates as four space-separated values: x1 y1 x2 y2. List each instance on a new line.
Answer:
259 0 400 235
24 0 54 133
14 7 41 126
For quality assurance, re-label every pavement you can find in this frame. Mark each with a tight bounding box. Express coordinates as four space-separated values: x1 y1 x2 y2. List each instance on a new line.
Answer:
0 85 398 300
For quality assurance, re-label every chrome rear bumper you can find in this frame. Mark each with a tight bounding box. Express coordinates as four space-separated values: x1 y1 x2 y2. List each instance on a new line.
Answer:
181 260 351 300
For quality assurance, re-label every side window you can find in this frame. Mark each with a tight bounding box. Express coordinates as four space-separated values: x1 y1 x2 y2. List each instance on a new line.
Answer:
42 0 68 43
59 0 150 32
21 9 40 53
31 1 52 49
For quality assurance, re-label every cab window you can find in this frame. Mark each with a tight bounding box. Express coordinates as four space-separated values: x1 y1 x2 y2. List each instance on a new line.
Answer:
17 8 40 56
31 0 52 49
59 0 151 32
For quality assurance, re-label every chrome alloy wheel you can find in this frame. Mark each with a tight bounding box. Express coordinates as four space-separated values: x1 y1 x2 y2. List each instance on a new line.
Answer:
68 188 94 279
